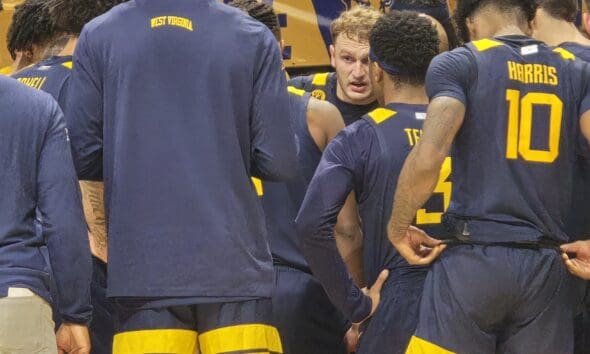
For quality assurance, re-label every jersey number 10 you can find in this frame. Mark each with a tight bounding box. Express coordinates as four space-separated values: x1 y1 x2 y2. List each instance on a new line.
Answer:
505 89 563 163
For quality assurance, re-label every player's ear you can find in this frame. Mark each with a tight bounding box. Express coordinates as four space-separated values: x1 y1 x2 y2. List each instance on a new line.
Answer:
371 61 383 84
330 44 336 68
465 17 477 42
584 13 590 36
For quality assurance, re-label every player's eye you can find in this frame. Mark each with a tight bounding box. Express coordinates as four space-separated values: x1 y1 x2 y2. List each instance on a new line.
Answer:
341 56 354 63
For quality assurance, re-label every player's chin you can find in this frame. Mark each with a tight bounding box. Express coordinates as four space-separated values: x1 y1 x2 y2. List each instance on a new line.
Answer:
345 86 372 101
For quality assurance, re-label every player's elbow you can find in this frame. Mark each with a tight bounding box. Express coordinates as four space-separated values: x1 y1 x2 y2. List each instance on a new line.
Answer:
412 143 447 176
252 149 298 182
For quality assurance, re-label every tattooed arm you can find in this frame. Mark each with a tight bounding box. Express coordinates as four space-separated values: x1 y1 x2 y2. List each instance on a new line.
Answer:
387 97 465 265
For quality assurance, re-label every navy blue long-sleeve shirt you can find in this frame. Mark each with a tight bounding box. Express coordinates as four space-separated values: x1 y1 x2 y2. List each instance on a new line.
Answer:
0 76 91 324
66 0 296 300
296 103 449 323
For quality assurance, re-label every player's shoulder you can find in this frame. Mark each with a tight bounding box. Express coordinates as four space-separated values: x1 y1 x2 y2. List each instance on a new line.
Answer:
0 76 60 121
557 42 590 62
364 104 425 128
82 0 133 34
289 72 332 86
214 2 277 43
14 56 72 79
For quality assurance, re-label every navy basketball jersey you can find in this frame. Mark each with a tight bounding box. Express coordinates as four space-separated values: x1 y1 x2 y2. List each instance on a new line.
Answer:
258 87 317 271
12 56 72 110
558 42 590 62
357 104 449 283
288 72 378 126
295 103 450 321
427 36 590 244
555 43 590 241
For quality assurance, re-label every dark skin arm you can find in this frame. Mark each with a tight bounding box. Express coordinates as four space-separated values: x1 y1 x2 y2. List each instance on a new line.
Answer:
387 96 465 265
308 98 365 286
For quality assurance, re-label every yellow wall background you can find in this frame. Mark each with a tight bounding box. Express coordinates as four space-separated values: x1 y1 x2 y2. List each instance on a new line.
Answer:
0 0 22 69
0 0 587 70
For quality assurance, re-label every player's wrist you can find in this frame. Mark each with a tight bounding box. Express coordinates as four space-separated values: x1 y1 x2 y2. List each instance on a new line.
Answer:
352 294 372 325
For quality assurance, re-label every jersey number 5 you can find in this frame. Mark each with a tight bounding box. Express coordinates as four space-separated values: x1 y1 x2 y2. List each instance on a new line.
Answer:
505 89 563 163
416 157 452 224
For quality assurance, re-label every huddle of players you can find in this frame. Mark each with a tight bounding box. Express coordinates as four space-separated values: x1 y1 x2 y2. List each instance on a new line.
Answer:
4 0 590 353
256 0 590 353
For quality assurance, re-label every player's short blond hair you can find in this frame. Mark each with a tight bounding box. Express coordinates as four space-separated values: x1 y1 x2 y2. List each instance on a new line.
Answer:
330 7 381 44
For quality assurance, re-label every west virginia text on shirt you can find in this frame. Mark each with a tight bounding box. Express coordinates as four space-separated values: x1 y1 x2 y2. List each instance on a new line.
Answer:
150 16 193 31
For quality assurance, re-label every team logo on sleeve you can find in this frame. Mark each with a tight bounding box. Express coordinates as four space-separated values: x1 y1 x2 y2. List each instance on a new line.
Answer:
311 89 326 101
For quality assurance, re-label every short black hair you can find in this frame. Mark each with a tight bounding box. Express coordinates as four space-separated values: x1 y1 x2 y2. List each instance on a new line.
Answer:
537 0 578 22
7 0 58 60
384 0 459 49
369 10 439 86
455 0 537 42
47 0 127 34
228 0 281 41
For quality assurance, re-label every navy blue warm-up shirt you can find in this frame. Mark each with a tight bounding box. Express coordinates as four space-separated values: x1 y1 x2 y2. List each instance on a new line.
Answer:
296 103 450 323
65 0 297 301
0 76 91 323
427 36 590 244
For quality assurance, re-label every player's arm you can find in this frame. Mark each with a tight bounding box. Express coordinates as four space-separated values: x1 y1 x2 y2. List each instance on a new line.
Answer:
65 29 103 181
37 98 92 326
296 126 387 324
307 98 365 286
387 49 474 265
251 29 297 181
560 68 590 280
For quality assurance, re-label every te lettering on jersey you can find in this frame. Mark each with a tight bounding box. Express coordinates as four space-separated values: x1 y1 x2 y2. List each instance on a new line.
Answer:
16 76 47 90
150 16 194 31
405 128 422 147
507 61 558 86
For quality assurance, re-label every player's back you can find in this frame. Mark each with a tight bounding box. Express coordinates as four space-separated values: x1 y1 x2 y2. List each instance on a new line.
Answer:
68 0 295 298
440 36 590 244
0 76 63 299
262 89 318 271
553 44 590 241
355 103 449 284
11 55 72 109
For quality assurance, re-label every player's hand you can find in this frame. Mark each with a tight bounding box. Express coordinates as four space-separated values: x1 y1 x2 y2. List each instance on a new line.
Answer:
358 269 389 324
561 240 590 280
390 226 445 265
56 323 91 354
344 323 360 353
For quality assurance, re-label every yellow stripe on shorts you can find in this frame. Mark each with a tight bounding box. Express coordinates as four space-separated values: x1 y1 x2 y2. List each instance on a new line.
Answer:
113 329 197 354
198 323 282 354
406 335 456 354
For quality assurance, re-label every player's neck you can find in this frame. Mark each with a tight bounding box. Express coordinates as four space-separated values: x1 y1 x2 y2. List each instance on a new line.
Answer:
383 83 428 106
489 24 527 39
536 19 590 47
474 10 529 39
59 36 79 56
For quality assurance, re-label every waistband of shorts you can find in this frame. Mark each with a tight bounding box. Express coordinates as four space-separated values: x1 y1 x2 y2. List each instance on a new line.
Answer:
441 238 562 252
